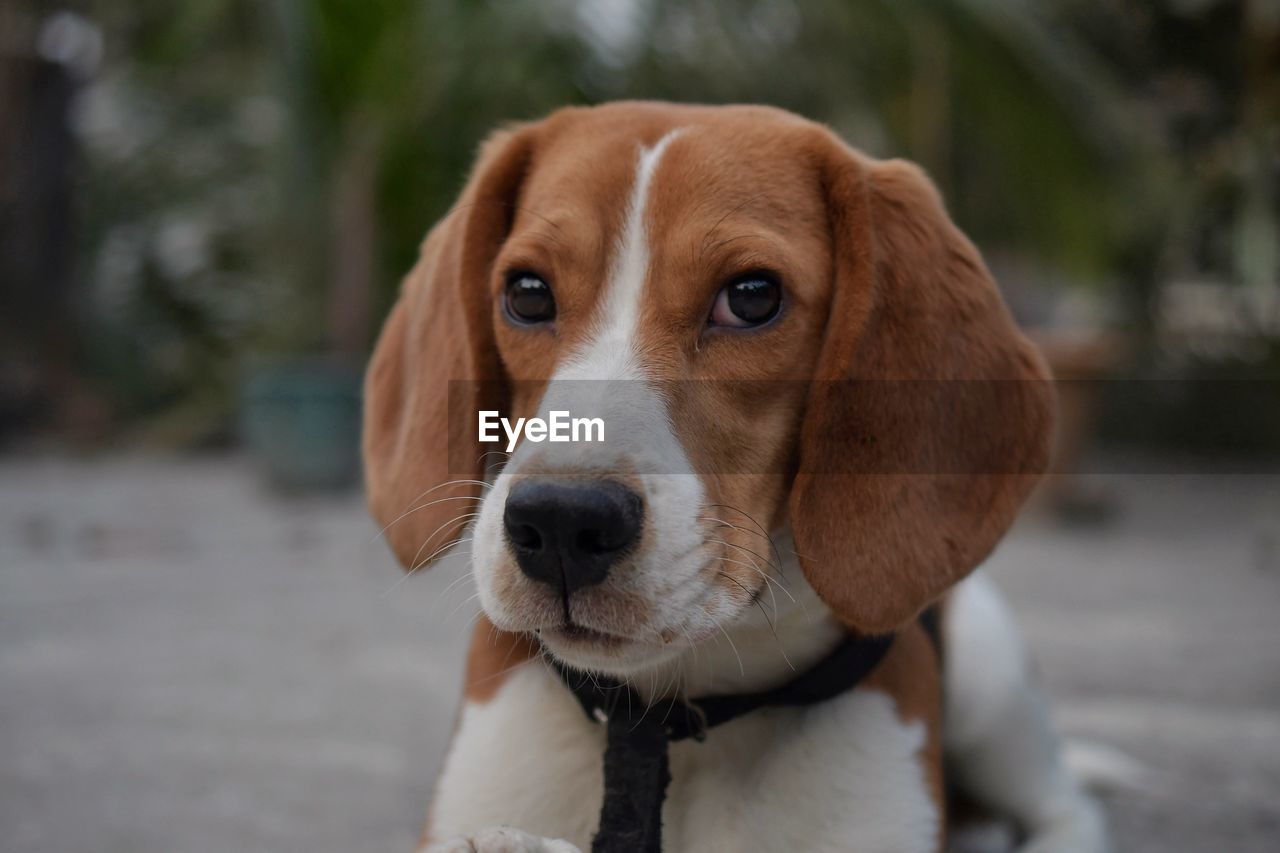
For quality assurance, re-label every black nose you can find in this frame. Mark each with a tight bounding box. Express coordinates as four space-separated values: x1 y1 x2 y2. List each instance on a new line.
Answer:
503 479 643 595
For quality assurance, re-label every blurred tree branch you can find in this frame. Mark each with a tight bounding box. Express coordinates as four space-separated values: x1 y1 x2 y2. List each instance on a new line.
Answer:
50 0 1279 443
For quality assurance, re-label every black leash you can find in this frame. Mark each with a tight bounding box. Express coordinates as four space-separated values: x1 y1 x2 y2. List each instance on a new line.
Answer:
550 629 899 853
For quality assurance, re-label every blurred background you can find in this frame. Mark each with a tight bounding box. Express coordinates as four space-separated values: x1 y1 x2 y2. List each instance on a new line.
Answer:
1 1 1277 851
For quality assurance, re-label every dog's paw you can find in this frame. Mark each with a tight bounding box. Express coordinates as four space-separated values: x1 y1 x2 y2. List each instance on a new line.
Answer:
426 827 581 853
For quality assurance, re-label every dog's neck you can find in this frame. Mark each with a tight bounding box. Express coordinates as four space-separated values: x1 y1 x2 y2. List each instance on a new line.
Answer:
626 533 845 701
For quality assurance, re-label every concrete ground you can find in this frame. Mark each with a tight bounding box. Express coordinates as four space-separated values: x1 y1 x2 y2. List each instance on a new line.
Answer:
1 454 1278 852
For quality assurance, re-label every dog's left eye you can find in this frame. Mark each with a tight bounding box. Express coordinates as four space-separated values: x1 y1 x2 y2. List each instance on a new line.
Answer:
708 276 782 328
505 273 556 324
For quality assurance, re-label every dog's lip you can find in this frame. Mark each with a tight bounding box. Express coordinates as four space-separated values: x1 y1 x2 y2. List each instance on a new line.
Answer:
539 622 637 648
535 568 743 652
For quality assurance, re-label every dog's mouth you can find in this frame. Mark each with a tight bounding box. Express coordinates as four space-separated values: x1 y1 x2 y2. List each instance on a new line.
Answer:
539 621 632 650
533 617 687 673
521 561 761 671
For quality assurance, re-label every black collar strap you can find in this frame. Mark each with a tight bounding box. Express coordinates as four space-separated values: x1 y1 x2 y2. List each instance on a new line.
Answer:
550 630 897 853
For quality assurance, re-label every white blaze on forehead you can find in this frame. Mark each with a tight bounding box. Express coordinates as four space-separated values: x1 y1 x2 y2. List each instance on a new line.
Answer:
559 129 682 382
508 129 685 464
519 129 689 471
484 129 705 626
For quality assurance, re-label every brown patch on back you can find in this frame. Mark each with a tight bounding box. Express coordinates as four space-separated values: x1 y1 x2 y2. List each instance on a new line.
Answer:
863 622 946 850
463 614 540 703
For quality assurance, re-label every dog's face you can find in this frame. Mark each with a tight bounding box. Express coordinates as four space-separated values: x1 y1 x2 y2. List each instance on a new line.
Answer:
364 103 1053 675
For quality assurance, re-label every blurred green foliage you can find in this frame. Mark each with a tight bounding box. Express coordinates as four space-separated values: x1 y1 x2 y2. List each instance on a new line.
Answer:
67 0 1277 439
74 0 275 423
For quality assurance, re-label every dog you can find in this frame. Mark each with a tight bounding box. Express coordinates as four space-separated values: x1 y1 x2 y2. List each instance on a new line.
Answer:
363 102 1107 853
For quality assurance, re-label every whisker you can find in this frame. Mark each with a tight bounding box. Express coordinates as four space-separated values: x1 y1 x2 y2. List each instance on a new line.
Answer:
380 530 474 598
370 477 491 543
406 512 482 574
374 494 482 541
413 534 476 576
717 570 776 634
446 590 484 622
710 554 795 606
716 571 795 673
475 449 512 468
704 503 788 578
774 629 797 672
696 515 755 537
679 628 699 696
438 567 477 603
715 622 745 677
714 557 781 621
697 518 771 562
655 662 681 724
704 535 781 575
697 514 789 592
699 518 785 591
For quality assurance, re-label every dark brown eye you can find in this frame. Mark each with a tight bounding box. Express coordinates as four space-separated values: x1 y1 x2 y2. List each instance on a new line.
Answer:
709 276 782 328
505 273 556 324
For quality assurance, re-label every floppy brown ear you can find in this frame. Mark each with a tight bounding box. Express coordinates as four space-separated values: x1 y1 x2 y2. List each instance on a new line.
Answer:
789 137 1054 634
363 126 532 571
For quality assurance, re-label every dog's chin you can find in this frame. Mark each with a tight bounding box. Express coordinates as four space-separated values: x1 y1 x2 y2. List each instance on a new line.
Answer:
523 622 686 676
477 566 751 676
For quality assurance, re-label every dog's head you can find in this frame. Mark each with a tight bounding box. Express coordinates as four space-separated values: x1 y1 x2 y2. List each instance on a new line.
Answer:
364 103 1052 674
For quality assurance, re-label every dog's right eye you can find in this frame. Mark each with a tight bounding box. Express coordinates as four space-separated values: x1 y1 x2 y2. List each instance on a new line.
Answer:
504 273 556 324
708 275 782 328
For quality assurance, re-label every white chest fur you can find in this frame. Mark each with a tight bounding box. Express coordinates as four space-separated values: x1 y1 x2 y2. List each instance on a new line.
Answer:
429 662 939 853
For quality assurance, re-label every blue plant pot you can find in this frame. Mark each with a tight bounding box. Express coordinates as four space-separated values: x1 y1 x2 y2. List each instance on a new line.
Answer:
240 358 362 491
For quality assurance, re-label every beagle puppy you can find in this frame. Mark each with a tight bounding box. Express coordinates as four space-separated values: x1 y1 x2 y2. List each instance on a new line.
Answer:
364 102 1107 853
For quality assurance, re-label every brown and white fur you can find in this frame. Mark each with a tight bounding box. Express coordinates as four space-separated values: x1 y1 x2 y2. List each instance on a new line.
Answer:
363 102 1107 853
